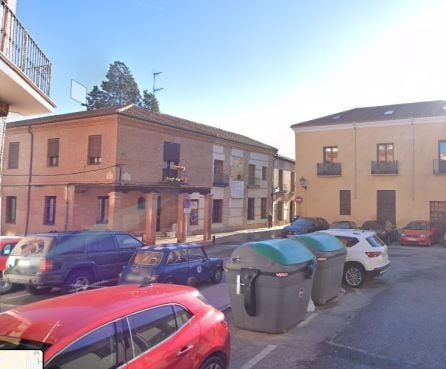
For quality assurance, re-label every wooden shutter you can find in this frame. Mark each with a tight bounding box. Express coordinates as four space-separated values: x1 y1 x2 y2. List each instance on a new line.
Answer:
88 135 102 158
163 142 180 161
48 138 59 157
340 190 351 215
8 142 19 169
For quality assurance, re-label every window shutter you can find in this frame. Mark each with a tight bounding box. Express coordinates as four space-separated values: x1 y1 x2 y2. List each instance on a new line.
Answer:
163 142 180 161
8 142 19 169
88 135 102 157
48 138 59 157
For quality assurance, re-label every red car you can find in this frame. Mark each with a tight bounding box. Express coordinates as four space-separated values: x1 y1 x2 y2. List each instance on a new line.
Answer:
399 220 438 246
0 236 22 294
0 284 230 369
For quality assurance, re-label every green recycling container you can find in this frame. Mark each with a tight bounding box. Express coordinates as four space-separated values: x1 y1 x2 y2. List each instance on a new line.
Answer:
225 238 316 333
295 233 347 305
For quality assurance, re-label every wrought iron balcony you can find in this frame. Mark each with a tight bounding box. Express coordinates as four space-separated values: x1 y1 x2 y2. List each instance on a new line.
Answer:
213 171 229 186
162 166 187 183
0 0 52 96
248 176 261 188
433 159 446 175
371 160 398 175
317 162 342 176
276 183 288 193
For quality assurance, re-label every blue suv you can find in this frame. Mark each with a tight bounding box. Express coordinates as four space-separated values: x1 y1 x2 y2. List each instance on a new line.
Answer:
119 243 224 286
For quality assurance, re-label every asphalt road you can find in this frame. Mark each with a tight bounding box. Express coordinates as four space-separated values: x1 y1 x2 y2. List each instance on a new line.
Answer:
2 242 446 369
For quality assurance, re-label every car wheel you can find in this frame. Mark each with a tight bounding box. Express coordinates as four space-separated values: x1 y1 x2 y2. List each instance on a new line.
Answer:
165 278 176 284
26 285 52 295
200 355 226 369
62 270 93 294
343 263 365 288
0 274 16 295
211 267 223 284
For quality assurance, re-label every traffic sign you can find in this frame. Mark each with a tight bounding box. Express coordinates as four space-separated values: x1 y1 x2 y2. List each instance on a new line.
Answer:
295 196 303 204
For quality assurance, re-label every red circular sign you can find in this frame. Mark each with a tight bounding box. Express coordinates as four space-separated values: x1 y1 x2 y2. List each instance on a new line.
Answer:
295 196 303 204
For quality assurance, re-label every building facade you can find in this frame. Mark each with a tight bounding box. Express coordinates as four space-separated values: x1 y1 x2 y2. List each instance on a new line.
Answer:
272 155 296 225
2 105 277 241
291 100 446 230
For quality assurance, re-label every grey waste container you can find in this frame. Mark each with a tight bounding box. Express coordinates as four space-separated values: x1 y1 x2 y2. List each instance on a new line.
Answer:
225 238 316 333
295 233 347 305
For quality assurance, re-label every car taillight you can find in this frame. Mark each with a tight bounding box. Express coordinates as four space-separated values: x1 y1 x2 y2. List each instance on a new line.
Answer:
317 257 327 262
365 251 382 258
275 272 289 278
39 260 54 272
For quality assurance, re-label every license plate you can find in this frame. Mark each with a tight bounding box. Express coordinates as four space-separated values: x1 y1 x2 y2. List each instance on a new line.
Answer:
407 237 416 241
18 259 30 267
126 274 143 282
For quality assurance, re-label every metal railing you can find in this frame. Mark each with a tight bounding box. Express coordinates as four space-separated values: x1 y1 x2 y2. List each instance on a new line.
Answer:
213 171 229 186
248 176 261 187
277 183 288 193
0 0 52 96
371 160 398 175
433 159 446 175
317 162 342 176
162 167 187 183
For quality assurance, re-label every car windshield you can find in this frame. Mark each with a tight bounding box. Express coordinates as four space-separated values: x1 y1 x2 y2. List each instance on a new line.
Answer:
366 235 386 248
0 335 50 351
291 218 313 227
132 251 164 266
330 222 352 229
405 222 429 230
10 236 55 257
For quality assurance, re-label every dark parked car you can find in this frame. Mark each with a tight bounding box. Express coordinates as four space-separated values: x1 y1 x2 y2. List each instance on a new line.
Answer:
120 243 224 286
361 220 397 244
4 231 143 295
330 220 358 229
0 236 23 294
281 217 329 237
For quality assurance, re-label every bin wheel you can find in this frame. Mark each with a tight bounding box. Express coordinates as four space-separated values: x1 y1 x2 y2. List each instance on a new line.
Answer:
211 267 223 284
343 263 365 288
26 285 52 295
165 278 177 284
199 355 226 369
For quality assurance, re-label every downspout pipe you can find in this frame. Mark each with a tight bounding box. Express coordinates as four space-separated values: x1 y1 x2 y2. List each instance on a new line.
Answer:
25 125 34 235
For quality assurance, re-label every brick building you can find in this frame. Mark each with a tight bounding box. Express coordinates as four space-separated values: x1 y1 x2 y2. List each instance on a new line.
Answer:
2 105 277 241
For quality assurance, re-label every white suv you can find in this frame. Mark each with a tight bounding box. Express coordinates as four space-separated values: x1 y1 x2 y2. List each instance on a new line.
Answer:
319 229 390 287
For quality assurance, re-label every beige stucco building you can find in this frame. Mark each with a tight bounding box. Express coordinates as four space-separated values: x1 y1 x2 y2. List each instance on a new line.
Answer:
291 100 446 230
2 105 277 241
272 155 296 225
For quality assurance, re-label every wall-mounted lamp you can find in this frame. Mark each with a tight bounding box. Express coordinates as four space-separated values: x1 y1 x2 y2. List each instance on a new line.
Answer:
299 176 308 190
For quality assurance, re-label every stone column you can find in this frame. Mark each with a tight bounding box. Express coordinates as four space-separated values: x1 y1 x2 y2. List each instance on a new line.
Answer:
107 191 122 230
203 193 213 241
145 193 158 244
177 193 187 243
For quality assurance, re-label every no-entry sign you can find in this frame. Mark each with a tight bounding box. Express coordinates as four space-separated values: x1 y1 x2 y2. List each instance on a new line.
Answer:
295 196 303 204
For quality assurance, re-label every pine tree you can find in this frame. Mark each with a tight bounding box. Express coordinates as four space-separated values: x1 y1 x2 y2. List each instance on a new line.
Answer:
141 89 160 112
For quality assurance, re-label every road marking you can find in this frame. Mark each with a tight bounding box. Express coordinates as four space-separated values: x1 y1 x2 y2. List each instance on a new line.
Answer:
240 345 277 369
0 292 29 301
298 312 319 327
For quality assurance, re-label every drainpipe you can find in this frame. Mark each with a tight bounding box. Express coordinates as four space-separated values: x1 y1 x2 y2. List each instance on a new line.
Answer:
25 125 34 235
411 117 415 200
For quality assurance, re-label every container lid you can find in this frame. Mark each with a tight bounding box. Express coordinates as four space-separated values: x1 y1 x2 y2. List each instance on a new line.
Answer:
295 233 346 253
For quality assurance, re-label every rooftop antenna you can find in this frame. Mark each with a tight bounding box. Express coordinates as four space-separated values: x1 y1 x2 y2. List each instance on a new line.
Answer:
70 79 87 109
152 72 163 95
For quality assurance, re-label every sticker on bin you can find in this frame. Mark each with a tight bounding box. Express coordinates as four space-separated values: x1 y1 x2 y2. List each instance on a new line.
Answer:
236 274 242 295
298 288 304 298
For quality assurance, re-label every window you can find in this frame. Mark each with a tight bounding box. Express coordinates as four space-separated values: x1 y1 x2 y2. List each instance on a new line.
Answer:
55 235 87 255
88 234 115 252
276 201 283 221
115 234 142 249
190 199 199 225
1 243 18 256
97 196 109 224
163 142 180 179
247 198 255 220
323 146 338 163
248 164 256 186
5 196 16 224
44 196 56 225
262 166 267 180
127 306 177 356
8 142 19 169
261 198 267 219
173 305 193 328
278 169 283 189
335 236 359 247
88 135 102 165
290 171 295 192
46 322 120 369
213 159 224 183
212 199 222 223
340 190 351 215
47 138 59 167
137 196 145 210
187 247 207 261
377 143 394 163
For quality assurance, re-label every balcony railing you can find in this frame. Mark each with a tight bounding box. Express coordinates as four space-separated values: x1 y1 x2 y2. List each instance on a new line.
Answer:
213 171 229 186
433 159 446 175
248 176 261 187
162 166 187 183
277 183 288 193
317 162 342 176
0 0 52 96
371 160 398 175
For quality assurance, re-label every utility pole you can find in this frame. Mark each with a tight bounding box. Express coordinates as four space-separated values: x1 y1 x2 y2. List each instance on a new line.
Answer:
152 72 163 95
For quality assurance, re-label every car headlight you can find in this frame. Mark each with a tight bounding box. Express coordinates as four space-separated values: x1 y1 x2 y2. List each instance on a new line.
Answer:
401 233 406 237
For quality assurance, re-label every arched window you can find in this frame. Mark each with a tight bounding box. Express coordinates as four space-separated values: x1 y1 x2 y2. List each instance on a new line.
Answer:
137 197 145 210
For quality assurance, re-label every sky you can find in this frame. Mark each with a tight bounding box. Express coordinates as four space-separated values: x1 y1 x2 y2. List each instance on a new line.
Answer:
14 0 446 158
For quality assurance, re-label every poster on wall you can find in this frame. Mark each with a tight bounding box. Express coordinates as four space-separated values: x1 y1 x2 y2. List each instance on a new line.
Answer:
189 199 199 225
231 158 244 180
231 180 244 198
